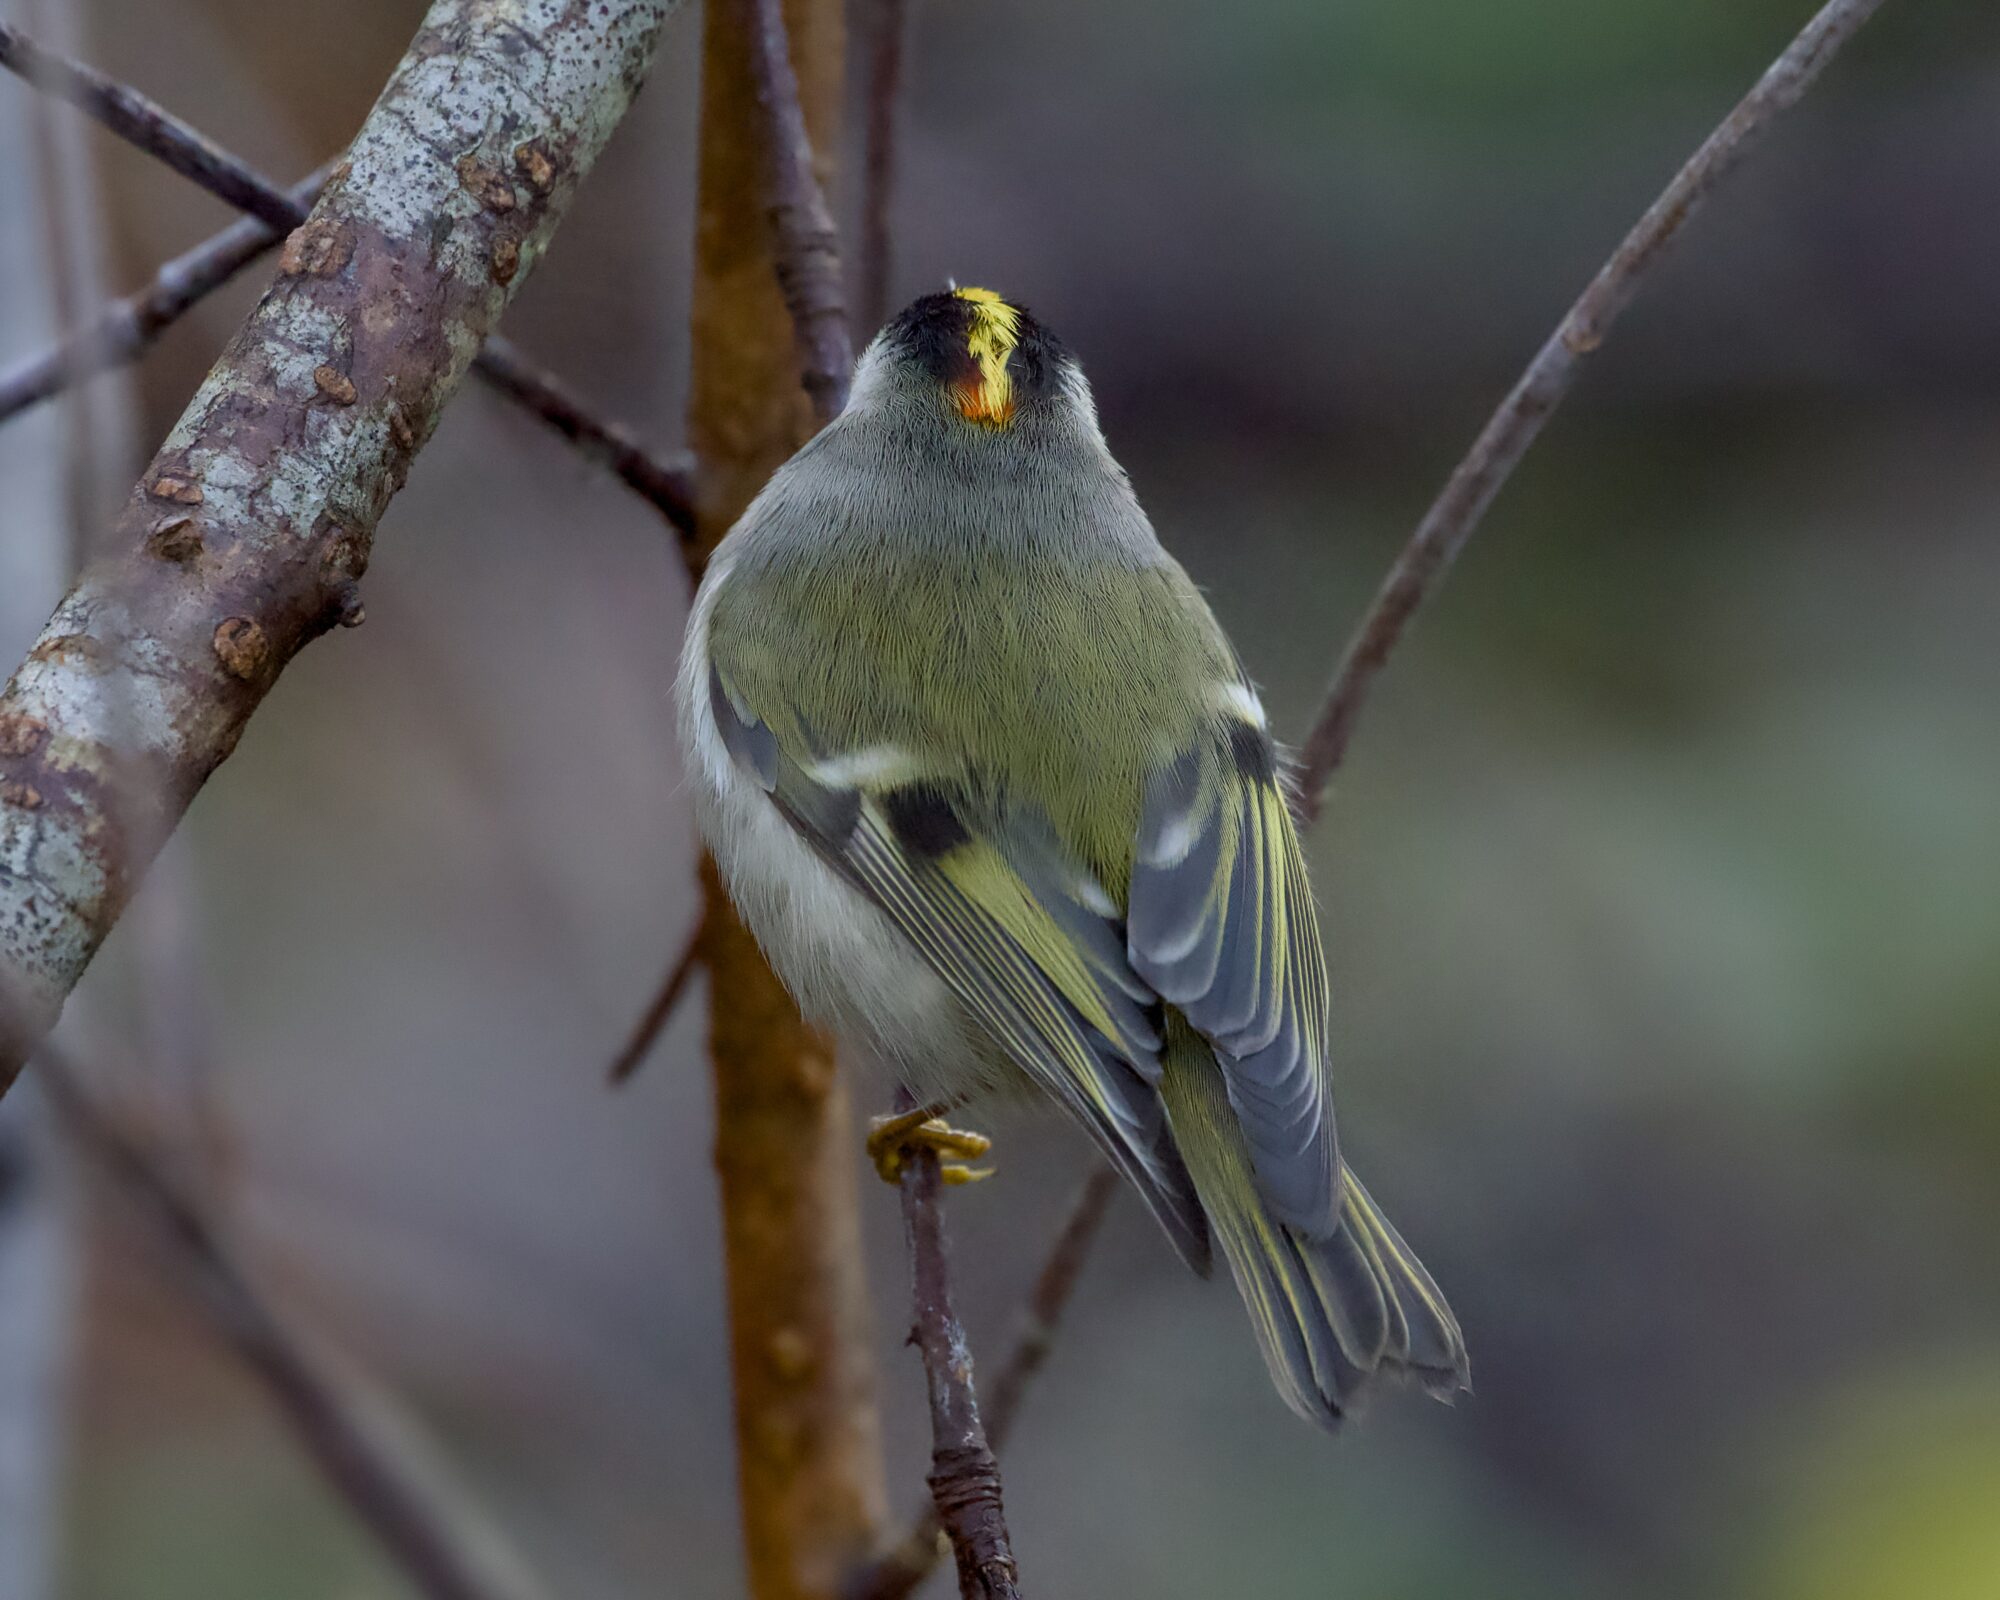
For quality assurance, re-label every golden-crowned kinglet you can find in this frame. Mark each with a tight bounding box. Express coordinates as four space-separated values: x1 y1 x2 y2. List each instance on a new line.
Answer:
679 287 1467 1428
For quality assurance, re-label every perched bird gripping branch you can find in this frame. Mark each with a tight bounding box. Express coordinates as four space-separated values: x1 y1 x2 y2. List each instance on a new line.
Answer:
678 286 1469 1428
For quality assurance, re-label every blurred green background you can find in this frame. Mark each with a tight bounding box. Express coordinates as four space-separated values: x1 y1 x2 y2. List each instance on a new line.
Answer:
3 0 1999 1595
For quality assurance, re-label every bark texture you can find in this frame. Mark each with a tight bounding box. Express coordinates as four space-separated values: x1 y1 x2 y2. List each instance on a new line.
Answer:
0 0 681 1093
688 1 889 1595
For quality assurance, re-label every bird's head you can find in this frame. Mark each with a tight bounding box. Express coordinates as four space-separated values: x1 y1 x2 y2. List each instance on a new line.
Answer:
851 286 1081 434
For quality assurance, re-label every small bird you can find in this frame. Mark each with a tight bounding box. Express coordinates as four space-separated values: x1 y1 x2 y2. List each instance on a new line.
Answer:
678 286 1468 1427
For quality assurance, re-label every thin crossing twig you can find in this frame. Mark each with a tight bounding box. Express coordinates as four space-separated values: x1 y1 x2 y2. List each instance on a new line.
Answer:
36 1045 551 1600
738 0 853 423
605 929 703 1085
0 21 696 536
888 1090 1025 1600
0 20 300 227
0 165 333 425
1292 0 1893 820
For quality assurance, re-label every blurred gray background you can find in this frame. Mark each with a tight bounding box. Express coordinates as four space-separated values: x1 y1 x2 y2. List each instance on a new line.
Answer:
4 0 2000 1595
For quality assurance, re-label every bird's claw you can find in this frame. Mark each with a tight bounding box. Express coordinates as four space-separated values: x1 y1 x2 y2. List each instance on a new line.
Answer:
867 1109 995 1186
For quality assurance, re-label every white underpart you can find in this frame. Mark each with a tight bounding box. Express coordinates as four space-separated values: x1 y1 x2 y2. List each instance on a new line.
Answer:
676 560 1004 1104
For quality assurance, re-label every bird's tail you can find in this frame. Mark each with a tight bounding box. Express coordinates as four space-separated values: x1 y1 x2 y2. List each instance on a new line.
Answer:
1159 1025 1470 1429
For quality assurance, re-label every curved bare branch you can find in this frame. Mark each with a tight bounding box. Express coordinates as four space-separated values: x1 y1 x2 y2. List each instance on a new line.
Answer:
1294 0 1891 819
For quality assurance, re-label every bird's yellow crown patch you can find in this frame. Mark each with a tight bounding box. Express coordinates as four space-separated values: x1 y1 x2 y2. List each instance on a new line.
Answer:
952 286 1021 427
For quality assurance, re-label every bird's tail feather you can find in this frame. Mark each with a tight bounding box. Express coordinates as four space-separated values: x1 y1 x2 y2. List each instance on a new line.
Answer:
1159 1025 1469 1429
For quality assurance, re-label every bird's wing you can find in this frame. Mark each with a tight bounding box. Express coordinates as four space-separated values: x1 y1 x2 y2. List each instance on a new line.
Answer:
1127 712 1341 1237
705 659 1211 1271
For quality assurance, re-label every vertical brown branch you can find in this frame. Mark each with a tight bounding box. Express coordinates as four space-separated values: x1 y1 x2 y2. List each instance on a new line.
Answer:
688 2 888 1596
724 2 1033 1587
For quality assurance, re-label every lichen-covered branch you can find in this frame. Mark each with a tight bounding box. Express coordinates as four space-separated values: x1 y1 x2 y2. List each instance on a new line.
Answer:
0 24 698 537
0 0 682 1096
1292 0 1891 820
35 1046 550 1600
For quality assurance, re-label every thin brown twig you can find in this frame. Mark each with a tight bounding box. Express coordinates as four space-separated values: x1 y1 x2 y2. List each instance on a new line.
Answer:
0 20 301 230
855 0 908 333
847 1166 1117 1600
1291 0 1892 822
605 927 703 1084
889 1092 1024 1600
0 165 333 425
738 0 853 423
34 1043 548 1600
0 23 698 537
474 340 700 552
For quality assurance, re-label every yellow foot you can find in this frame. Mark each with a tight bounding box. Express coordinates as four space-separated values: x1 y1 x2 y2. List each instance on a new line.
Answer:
866 1108 994 1186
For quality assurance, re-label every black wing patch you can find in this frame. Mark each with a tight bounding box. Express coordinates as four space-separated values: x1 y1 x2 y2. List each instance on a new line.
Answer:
706 660 1211 1270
